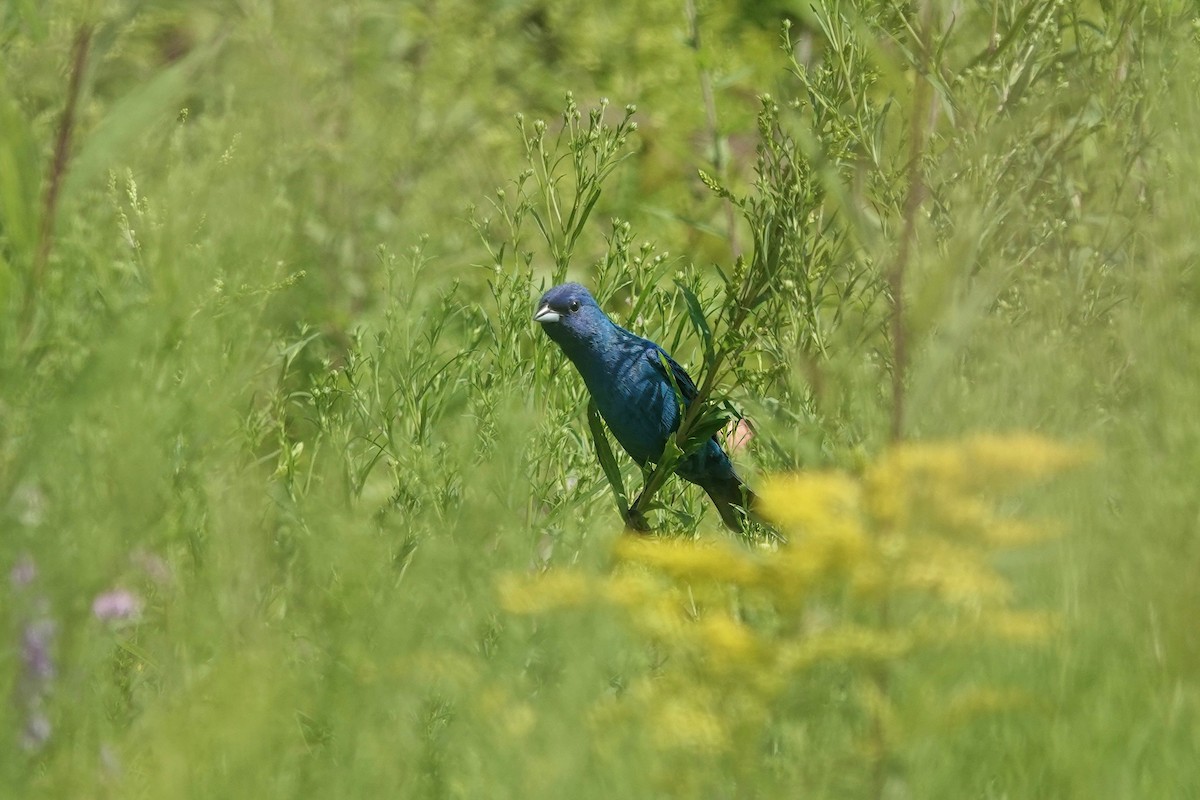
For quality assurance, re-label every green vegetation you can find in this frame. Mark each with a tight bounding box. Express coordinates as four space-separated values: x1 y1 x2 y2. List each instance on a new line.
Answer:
2 0 1197 797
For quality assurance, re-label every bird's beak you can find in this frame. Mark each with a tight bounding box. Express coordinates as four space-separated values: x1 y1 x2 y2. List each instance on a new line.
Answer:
533 304 561 324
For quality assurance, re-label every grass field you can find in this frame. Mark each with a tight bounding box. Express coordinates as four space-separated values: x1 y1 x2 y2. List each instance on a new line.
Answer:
2 1 1198 797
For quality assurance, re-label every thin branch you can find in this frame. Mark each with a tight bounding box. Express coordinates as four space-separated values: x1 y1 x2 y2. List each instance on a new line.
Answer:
685 0 741 259
874 6 936 800
889 1 934 444
22 24 93 338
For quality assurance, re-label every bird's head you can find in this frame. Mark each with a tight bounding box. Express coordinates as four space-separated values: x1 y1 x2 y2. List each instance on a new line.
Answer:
533 283 610 351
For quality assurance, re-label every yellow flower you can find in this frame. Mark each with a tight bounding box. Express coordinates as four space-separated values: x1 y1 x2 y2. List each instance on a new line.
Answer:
497 569 594 614
628 592 691 642
758 472 870 601
492 431 1086 764
601 567 663 610
962 434 1094 487
614 536 760 587
642 678 737 752
780 627 914 670
650 696 730 753
867 435 1090 502
759 471 865 537
697 614 763 670
895 537 1013 607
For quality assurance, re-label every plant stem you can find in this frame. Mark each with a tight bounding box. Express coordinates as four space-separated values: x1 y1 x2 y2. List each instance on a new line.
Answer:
874 4 935 798
685 0 741 259
22 24 93 340
889 1 934 444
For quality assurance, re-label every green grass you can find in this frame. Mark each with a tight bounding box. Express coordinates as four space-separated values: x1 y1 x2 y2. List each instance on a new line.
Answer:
2 1 1199 797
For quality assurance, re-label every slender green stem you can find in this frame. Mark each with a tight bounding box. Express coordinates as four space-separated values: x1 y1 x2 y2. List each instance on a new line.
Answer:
685 0 741 259
889 0 935 444
873 3 935 798
21 24 93 342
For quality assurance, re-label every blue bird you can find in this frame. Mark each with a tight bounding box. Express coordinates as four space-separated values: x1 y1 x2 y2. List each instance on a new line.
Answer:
534 282 757 531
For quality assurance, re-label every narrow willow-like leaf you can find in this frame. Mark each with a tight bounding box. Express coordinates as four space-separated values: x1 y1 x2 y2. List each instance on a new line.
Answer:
587 400 629 517
675 279 714 362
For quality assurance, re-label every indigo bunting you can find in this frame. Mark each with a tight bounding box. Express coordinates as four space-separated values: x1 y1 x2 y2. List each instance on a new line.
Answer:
534 282 757 531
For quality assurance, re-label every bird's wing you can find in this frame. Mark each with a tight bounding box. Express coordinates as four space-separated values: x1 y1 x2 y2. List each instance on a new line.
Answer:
647 348 699 404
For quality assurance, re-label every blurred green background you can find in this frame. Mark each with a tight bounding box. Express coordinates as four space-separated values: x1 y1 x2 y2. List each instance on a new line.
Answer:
1 0 1198 797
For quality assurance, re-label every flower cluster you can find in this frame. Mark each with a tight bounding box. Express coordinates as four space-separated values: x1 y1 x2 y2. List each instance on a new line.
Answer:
499 434 1088 768
10 557 56 752
8 549 157 756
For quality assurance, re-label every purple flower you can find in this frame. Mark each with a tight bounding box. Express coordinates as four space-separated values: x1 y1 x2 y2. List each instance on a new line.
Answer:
92 589 142 622
16 616 56 752
10 555 36 588
21 618 56 681
10 558 57 753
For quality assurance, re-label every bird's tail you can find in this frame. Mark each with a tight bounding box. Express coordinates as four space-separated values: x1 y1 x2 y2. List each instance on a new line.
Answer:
703 475 766 534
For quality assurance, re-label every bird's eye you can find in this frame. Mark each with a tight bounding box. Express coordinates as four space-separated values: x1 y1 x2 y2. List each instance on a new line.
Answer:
568 299 581 313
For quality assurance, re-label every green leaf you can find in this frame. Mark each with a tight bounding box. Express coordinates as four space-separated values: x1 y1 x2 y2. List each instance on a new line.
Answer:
656 431 684 475
587 400 629 517
674 279 714 361
657 351 687 411
568 187 602 246
683 400 736 455
528 207 552 251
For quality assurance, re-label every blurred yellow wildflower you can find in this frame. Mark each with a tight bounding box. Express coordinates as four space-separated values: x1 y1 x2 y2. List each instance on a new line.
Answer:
697 615 764 671
497 569 594 613
758 470 864 536
895 537 1013 606
600 567 663 609
614 536 761 587
497 432 1089 786
780 626 914 671
592 678 737 755
648 694 730 753
863 434 1090 531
